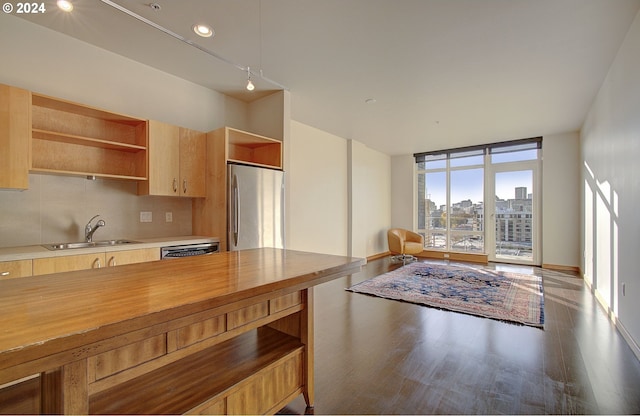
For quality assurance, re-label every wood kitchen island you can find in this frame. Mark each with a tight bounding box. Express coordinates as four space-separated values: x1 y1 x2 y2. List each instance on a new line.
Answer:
0 248 363 415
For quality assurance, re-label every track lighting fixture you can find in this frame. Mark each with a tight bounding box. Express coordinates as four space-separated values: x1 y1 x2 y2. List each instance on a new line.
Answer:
98 0 288 92
246 67 255 91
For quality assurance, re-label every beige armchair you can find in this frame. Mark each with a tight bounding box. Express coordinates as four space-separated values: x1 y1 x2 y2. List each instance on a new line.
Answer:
387 228 424 263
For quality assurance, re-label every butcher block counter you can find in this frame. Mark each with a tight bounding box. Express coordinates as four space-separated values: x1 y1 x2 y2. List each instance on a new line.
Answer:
0 248 363 415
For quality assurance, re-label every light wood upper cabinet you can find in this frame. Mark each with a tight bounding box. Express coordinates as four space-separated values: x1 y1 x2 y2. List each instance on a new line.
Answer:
139 120 205 197
140 120 179 196
179 127 206 197
0 84 30 190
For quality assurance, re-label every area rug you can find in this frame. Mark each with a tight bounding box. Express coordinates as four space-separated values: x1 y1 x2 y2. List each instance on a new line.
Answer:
347 262 544 328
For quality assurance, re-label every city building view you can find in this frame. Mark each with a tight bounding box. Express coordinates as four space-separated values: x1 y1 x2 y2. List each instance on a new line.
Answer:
419 186 533 259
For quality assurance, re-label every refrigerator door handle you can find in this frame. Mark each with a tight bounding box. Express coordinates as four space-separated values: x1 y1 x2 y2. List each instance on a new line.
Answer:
232 174 239 246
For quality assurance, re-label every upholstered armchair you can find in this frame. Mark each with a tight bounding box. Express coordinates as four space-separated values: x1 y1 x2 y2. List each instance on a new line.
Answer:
387 228 424 263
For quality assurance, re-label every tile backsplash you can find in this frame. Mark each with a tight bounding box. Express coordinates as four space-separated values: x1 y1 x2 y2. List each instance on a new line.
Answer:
0 174 193 248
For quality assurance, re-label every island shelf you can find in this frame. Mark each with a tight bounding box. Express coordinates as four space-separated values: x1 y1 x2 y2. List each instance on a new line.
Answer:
0 248 362 415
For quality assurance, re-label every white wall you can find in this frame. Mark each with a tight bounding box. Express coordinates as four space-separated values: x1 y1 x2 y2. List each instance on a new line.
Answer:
248 91 289 141
348 140 391 259
581 9 640 355
390 155 415 230
542 132 581 268
287 121 391 259
288 121 349 256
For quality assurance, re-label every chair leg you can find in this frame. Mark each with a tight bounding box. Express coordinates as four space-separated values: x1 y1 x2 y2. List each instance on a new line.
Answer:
390 254 417 264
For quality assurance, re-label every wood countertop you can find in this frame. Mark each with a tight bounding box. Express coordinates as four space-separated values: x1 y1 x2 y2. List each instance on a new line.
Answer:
0 248 363 384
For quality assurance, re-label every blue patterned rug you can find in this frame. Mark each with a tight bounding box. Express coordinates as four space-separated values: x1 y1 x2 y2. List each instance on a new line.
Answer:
347 261 544 328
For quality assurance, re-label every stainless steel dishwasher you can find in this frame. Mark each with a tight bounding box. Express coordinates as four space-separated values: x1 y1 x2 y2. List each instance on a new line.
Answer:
160 241 220 259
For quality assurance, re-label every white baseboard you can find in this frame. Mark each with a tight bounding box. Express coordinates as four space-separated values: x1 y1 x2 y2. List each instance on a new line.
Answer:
584 275 640 361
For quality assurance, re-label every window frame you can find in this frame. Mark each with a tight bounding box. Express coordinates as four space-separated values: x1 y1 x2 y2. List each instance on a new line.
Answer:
414 137 541 254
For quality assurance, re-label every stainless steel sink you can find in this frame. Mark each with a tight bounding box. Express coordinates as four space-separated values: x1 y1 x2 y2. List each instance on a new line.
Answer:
42 239 140 251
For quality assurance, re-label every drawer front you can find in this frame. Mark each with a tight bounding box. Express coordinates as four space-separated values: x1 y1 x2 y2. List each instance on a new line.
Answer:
226 349 302 415
173 314 226 350
90 334 167 381
227 301 269 330
270 291 302 314
107 248 160 267
0 260 32 280
0 375 40 414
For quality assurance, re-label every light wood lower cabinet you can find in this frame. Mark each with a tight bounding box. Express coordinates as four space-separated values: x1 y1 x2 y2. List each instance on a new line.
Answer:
33 253 106 276
0 260 32 280
31 248 160 276
106 248 160 267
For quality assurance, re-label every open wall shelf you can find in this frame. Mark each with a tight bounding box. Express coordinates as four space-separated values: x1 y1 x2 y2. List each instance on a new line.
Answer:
30 93 148 180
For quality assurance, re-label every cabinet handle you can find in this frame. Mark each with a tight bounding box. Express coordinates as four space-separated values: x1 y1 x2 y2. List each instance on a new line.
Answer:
183 179 187 194
173 178 178 193
94 258 101 269
108 256 116 267
1 271 9 277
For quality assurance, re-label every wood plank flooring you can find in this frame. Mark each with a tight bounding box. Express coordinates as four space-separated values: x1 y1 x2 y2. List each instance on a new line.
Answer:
280 257 640 414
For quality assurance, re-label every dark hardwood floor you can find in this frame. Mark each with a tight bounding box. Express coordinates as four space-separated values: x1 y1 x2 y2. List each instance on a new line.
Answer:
281 257 640 414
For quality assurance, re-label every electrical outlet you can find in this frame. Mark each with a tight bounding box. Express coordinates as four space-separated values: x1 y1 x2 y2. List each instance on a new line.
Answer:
165 212 173 223
443 253 450 258
140 211 152 223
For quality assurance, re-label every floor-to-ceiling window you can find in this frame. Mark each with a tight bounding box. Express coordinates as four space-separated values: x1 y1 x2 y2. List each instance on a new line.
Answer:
415 137 541 265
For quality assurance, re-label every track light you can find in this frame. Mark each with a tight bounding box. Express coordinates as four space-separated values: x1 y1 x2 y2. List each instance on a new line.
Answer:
246 67 255 91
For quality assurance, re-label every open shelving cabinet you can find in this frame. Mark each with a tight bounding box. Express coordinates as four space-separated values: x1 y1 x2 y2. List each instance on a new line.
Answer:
225 127 282 169
193 127 283 250
30 93 148 180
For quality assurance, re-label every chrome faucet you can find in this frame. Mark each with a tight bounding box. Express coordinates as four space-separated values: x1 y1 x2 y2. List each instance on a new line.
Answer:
85 215 106 243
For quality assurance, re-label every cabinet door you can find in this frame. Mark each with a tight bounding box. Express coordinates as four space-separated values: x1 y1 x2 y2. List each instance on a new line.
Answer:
0 84 30 190
226 349 302 415
106 248 160 267
33 253 106 276
0 260 32 280
140 120 180 196
179 128 206 197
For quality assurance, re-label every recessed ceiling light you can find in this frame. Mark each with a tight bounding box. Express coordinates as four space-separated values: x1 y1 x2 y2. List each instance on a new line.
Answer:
365 98 377 104
57 0 73 12
193 24 214 38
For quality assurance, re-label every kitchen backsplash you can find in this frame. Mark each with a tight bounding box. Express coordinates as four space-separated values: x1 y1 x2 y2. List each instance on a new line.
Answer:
0 174 193 248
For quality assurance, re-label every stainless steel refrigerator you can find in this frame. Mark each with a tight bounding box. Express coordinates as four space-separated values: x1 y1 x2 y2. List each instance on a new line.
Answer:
227 163 285 251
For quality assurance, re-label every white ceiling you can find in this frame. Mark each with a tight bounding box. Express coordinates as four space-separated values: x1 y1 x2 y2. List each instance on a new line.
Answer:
17 0 640 155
